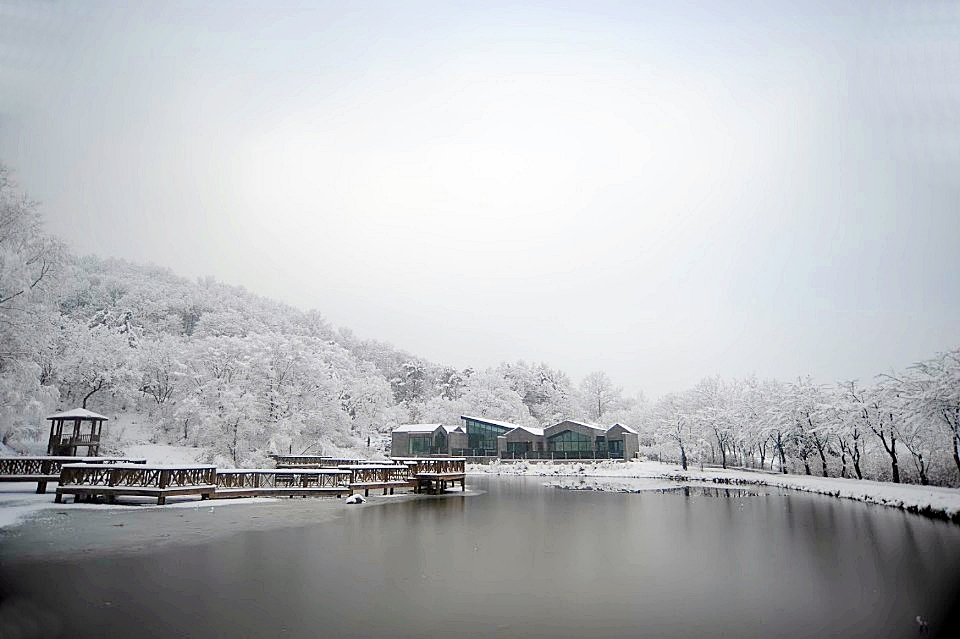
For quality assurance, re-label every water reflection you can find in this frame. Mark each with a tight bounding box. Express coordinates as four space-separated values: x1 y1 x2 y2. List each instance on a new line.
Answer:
0 476 958 639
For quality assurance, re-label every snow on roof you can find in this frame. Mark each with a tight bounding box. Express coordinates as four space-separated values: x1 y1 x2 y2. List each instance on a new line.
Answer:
607 423 638 434
393 423 444 434
460 415 522 430
556 420 606 432
507 425 545 437
46 408 109 421
442 424 465 434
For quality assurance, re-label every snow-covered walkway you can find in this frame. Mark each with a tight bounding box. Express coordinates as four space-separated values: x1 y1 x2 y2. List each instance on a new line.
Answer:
468 459 960 523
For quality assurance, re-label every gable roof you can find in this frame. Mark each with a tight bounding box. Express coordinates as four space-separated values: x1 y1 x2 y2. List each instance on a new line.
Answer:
460 415 522 430
607 423 638 434
551 419 606 433
506 425 545 437
393 423 444 434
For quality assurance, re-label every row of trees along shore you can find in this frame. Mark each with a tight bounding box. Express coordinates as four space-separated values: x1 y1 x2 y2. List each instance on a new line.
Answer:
1 163 958 485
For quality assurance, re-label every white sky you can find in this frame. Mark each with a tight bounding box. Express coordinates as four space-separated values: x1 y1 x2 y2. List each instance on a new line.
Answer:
1 0 958 397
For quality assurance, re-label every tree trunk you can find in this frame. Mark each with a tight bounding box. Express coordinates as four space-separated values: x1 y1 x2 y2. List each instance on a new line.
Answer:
777 439 788 474
680 445 687 471
82 379 104 409
953 432 960 478
890 436 900 483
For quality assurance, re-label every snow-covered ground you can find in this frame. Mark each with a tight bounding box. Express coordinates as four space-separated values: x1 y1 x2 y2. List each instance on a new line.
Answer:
469 459 960 523
0 483 280 530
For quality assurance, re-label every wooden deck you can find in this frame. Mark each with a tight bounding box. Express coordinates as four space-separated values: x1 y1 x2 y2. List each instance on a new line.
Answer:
337 464 414 496
414 472 467 494
392 458 467 495
43 458 465 506
213 469 352 498
392 457 466 475
271 455 365 468
55 463 216 505
0 456 147 493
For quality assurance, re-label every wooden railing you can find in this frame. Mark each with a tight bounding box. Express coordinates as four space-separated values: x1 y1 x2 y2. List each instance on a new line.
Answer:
392 458 466 475
339 464 410 484
215 469 351 490
272 455 366 468
56 463 217 505
59 433 100 445
0 456 147 493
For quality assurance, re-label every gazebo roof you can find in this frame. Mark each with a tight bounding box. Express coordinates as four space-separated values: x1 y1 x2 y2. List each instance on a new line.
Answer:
46 408 109 421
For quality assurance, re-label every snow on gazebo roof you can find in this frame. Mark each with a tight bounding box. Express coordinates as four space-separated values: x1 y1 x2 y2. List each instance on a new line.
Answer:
46 408 109 421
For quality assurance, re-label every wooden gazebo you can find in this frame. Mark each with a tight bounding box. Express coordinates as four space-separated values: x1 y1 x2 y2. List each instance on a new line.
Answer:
46 408 108 456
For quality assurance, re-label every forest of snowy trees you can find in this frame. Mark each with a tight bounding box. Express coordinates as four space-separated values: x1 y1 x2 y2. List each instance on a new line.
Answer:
1 164 958 484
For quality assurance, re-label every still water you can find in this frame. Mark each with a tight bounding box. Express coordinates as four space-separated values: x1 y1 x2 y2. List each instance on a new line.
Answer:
2 476 960 638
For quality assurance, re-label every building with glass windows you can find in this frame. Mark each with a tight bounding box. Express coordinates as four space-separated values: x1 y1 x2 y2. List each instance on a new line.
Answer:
390 417 639 460
458 415 521 456
498 425 545 456
496 420 640 459
390 423 467 457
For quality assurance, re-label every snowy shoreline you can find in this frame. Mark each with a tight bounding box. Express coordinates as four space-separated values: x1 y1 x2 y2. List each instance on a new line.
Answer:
468 460 960 524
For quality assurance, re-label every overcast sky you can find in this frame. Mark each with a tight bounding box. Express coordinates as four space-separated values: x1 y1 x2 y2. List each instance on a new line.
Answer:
1 0 958 398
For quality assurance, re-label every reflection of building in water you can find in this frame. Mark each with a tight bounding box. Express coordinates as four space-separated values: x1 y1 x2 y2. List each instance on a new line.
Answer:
390 415 640 460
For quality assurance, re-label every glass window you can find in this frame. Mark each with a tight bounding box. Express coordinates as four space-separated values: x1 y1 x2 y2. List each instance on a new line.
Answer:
464 418 511 455
547 430 595 452
507 441 531 454
434 430 447 452
409 435 433 454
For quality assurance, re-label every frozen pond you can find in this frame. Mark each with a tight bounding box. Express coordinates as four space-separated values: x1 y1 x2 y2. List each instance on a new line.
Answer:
1 476 959 638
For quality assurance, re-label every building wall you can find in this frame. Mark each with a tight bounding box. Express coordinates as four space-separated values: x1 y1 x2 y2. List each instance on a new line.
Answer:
448 430 468 453
504 429 545 452
544 420 606 451
605 424 640 459
462 417 512 455
391 432 411 458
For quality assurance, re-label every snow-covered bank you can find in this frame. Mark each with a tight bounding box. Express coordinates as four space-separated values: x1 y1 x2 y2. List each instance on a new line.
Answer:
468 459 960 523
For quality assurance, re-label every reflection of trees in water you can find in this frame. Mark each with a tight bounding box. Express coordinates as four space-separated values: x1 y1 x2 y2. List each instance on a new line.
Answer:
660 486 764 498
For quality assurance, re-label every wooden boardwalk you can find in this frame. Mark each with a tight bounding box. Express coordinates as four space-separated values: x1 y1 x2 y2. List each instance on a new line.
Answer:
393 458 467 495
0 456 147 493
48 457 467 506
55 463 216 505
339 464 414 496
271 455 364 469
214 469 351 498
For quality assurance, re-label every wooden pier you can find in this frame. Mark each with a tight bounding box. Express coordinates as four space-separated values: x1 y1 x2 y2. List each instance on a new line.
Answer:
45 457 466 506
55 463 217 505
393 458 466 495
214 469 351 498
0 456 147 494
271 455 365 468
338 464 414 496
